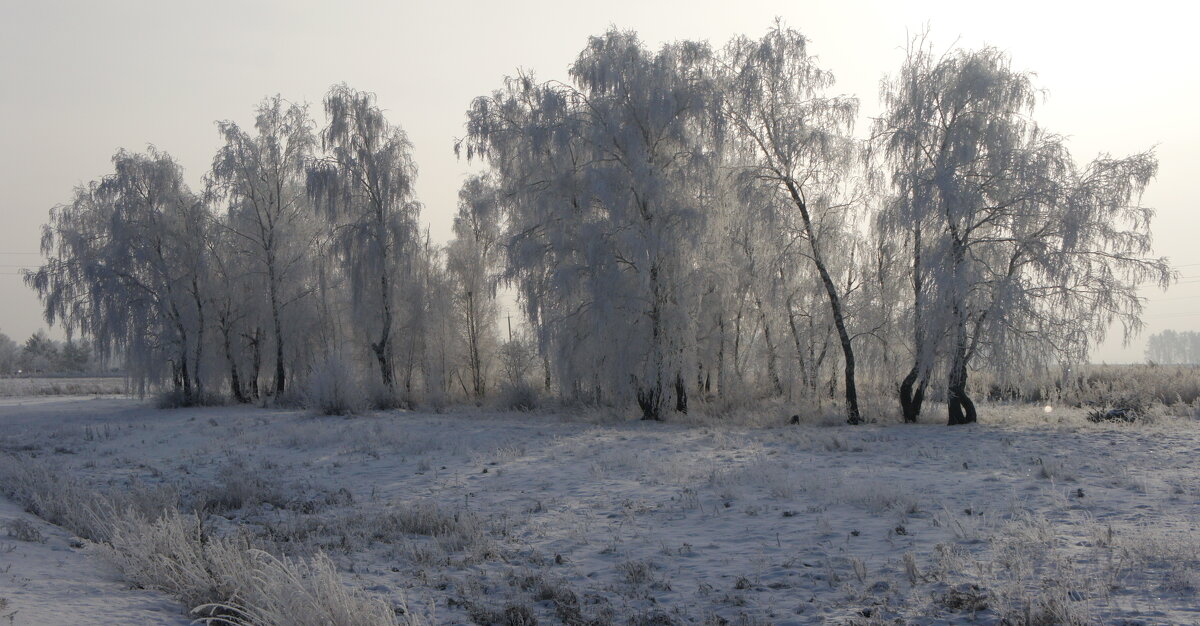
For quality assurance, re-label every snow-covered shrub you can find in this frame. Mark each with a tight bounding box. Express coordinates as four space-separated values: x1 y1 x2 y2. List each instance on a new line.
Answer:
496 381 539 412
271 382 310 409
155 388 190 409
155 388 230 409
363 377 409 411
306 352 364 415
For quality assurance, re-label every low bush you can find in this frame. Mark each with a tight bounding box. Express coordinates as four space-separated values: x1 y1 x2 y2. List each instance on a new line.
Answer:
496 382 539 412
306 353 364 415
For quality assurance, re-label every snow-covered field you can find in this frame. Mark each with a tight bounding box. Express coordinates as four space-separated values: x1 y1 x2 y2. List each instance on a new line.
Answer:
1 396 1198 624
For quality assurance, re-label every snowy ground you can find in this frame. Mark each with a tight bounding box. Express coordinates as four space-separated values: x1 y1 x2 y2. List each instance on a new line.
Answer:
1 396 1198 624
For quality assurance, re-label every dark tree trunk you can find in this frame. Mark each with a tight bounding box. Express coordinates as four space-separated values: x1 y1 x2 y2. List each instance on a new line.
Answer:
640 263 665 421
636 379 661 421
946 233 976 426
947 357 976 425
268 258 287 396
179 348 192 403
899 365 930 423
900 218 928 424
222 323 247 403
716 316 726 398
172 360 183 393
249 327 262 400
947 306 976 425
374 209 396 392
947 389 976 424
229 361 246 403
675 372 688 414
783 180 860 424
191 278 206 401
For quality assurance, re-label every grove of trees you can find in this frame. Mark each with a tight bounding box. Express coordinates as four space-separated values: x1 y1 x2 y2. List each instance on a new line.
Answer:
27 25 1171 423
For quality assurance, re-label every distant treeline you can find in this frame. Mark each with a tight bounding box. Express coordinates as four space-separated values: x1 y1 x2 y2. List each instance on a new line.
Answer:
0 330 100 376
1145 330 1200 365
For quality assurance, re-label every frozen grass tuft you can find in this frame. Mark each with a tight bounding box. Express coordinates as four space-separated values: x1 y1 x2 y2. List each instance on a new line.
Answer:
0 454 176 543
5 517 44 543
0 453 422 625
198 459 288 513
194 550 416 626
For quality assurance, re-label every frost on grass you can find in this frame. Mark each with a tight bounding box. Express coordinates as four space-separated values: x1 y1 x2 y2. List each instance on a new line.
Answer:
1 400 1199 624
0 452 423 625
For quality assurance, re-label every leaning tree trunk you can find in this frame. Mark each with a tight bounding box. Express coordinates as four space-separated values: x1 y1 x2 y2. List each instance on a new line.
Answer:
785 181 861 424
814 248 860 423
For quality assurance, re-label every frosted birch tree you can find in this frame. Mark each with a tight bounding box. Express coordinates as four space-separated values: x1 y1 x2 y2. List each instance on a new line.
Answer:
719 23 864 423
28 148 212 401
876 45 1171 424
307 85 422 393
873 37 946 423
209 96 316 397
447 175 502 399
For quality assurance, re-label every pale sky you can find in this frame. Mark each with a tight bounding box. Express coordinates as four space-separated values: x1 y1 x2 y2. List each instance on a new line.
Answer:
1 0 1196 362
